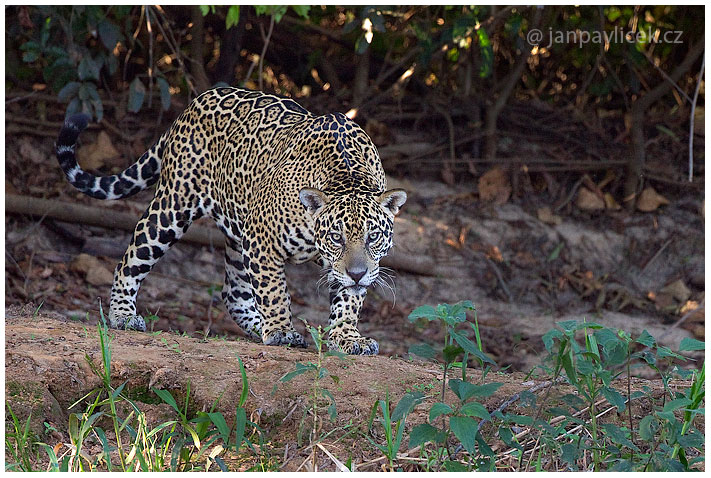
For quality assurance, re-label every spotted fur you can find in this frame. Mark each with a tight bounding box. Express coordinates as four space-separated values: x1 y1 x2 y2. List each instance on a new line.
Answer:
56 87 406 355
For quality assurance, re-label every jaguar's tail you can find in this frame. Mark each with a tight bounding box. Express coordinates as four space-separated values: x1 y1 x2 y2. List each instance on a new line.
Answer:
56 113 166 200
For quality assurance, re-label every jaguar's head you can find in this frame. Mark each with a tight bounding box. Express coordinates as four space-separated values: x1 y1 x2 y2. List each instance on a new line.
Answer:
299 188 407 296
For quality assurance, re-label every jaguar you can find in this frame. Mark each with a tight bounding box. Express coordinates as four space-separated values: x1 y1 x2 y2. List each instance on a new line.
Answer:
56 87 406 355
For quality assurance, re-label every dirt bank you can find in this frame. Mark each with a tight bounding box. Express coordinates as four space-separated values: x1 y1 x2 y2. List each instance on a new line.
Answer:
6 309 699 471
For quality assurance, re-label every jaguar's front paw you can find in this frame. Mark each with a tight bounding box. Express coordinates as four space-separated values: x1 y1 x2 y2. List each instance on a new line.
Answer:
263 329 307 348
108 314 147 332
329 335 379 356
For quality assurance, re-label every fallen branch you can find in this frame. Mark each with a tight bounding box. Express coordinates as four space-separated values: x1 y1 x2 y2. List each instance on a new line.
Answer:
6 194 442 276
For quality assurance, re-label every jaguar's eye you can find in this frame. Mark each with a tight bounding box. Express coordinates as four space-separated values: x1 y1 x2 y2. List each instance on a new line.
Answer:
329 232 343 244
367 231 381 243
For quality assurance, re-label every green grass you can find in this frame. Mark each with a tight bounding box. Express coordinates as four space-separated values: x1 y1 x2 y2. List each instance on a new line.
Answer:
5 300 705 471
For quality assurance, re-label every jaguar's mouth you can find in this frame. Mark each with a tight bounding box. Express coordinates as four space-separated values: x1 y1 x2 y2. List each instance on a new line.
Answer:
345 285 367 296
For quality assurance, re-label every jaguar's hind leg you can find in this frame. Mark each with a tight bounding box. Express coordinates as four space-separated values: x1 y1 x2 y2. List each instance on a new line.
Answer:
222 238 261 339
108 194 196 330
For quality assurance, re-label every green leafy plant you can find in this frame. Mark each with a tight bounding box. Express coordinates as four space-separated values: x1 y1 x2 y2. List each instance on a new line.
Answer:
409 378 502 471
24 302 261 471
5 403 37 471
536 320 705 471
408 300 495 399
365 390 424 471
276 320 345 446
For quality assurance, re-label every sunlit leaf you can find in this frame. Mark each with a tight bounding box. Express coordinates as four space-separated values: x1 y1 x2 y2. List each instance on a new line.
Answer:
226 6 240 30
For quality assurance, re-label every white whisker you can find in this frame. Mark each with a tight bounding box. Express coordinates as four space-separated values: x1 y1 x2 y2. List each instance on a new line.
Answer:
375 273 397 307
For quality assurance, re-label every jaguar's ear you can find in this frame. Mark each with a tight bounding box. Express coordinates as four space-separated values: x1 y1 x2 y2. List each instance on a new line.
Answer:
378 188 407 215
299 188 329 216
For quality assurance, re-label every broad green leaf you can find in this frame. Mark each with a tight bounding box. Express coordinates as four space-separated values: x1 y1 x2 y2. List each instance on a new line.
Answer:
677 429 704 448
449 379 503 402
662 397 692 413
600 423 640 451
66 97 80 117
171 437 185 471
542 329 563 352
444 460 469 471
157 77 171 111
561 352 578 388
560 443 579 470
291 5 311 18
214 456 228 472
498 426 522 450
78 55 101 81
461 401 491 420
476 28 493 78
679 337 704 352
208 412 230 442
657 345 684 360
57 81 81 102
602 386 627 413
638 415 657 441
128 78 146 113
501 414 534 426
451 330 496 365
98 20 123 50
428 402 453 422
111 380 127 400
78 83 90 101
557 320 580 332
442 344 464 363
392 392 423 422
459 299 475 310
226 6 240 29
408 423 440 448
449 416 477 454
39 444 61 471
636 329 656 347
603 340 628 366
408 343 436 360
153 388 180 413
327 399 337 421
408 305 437 322
476 431 495 456
307 325 321 347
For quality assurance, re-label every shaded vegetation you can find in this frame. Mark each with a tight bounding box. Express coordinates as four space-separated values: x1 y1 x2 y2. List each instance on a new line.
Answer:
5 5 705 204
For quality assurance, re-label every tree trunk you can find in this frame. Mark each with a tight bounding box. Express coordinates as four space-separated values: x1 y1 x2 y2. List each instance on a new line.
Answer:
352 48 371 106
190 6 211 93
213 7 246 85
483 6 544 161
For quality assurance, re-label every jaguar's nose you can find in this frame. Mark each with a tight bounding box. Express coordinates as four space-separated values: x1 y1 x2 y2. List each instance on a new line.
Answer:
347 266 367 284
